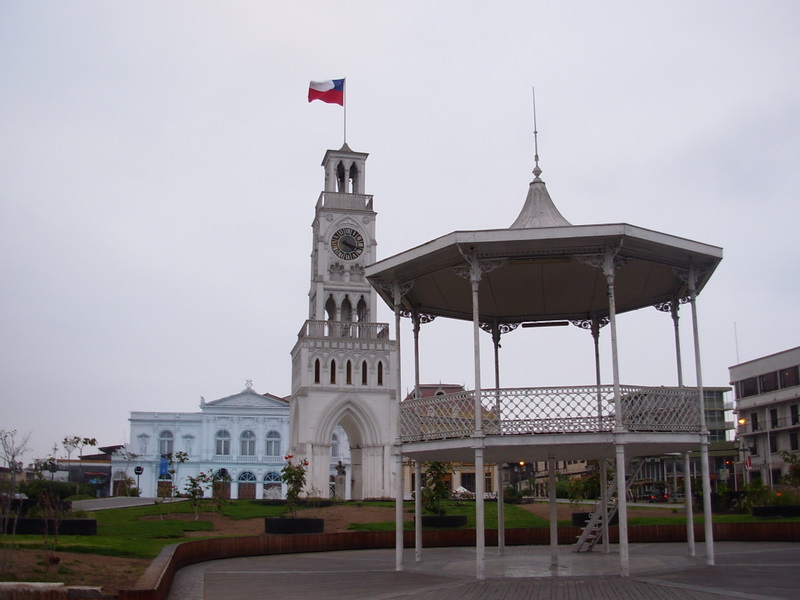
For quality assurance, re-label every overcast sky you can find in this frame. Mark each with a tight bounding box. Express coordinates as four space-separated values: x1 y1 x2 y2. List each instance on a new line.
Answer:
2 1 799 462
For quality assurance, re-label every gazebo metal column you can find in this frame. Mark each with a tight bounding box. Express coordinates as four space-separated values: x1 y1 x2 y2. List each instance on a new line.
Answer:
410 309 424 562
601 247 631 577
482 320 516 556
464 250 487 580
590 316 611 553
687 265 715 565
572 315 611 553
656 296 695 556
391 281 407 572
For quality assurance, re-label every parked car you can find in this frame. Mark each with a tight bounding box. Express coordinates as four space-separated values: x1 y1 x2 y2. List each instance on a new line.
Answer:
640 488 669 502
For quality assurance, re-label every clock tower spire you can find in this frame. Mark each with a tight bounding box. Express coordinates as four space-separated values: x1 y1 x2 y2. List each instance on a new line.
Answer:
289 144 397 500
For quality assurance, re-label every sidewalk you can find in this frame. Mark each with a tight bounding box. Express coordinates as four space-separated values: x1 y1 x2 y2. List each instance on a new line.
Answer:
167 541 800 600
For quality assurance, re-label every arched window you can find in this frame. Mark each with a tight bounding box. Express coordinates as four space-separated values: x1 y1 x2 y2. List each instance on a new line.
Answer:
265 431 281 457
346 360 352 385
158 431 174 456
332 434 340 458
240 430 256 456
264 472 281 483
377 361 384 386
215 430 231 456
361 360 368 385
349 163 359 192
341 297 352 322
238 471 257 482
357 297 367 322
314 359 321 383
325 296 336 321
330 359 336 384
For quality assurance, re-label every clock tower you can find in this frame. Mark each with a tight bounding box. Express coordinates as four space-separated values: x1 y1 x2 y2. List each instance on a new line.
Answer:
289 144 397 499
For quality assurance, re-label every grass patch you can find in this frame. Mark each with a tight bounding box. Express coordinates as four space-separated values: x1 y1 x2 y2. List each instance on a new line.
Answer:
347 501 549 531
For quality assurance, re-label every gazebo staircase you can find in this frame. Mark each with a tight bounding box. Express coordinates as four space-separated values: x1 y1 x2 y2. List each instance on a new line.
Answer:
574 458 645 552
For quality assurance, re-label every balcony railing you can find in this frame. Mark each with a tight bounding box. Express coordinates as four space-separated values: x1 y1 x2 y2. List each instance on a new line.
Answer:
298 320 390 341
400 385 702 443
737 413 800 435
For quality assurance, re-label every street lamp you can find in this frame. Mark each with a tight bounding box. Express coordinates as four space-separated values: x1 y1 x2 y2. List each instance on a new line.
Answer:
134 465 144 495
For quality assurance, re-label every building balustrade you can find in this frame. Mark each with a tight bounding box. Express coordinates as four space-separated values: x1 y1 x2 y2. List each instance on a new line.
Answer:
298 319 390 340
737 413 800 436
400 385 702 443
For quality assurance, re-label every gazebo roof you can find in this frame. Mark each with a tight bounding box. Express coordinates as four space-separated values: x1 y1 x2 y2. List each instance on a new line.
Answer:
366 223 722 323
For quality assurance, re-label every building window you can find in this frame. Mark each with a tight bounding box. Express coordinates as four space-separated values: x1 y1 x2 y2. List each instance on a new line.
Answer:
240 430 256 456
314 359 321 384
791 405 799 426
738 378 758 398
158 431 174 456
332 434 340 458
770 409 779 429
361 361 368 385
137 434 150 456
751 412 759 432
769 434 778 454
215 430 231 456
377 361 384 386
780 366 800 389
790 431 799 452
760 372 780 394
346 360 353 385
264 472 281 483
265 431 281 457
330 359 336 384
238 471 257 482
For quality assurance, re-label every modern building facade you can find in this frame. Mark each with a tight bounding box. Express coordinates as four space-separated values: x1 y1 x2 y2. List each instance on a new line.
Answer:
732 346 800 488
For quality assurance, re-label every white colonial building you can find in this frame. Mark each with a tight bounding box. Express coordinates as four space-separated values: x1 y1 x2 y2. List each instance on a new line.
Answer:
120 383 351 499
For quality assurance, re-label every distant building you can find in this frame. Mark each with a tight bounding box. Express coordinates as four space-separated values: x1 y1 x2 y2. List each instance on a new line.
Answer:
731 346 800 488
116 384 350 499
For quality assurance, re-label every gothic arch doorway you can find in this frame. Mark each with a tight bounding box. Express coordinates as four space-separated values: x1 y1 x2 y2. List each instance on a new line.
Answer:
312 398 383 500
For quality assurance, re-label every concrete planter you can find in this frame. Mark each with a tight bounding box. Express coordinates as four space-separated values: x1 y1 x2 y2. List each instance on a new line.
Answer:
264 517 324 534
420 515 468 528
4 518 97 536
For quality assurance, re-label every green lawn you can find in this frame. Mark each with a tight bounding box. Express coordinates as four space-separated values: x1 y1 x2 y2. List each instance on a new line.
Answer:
8 499 799 557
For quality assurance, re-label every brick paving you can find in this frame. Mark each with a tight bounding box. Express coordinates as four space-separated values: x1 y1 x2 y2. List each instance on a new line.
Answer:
168 542 800 600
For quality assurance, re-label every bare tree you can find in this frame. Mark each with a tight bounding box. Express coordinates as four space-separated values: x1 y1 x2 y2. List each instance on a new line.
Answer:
62 435 97 494
113 447 141 496
0 429 31 575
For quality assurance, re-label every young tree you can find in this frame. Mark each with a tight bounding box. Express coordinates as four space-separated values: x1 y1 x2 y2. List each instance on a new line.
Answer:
422 461 451 516
169 451 189 496
0 429 31 575
62 436 97 494
780 451 800 488
113 447 141 496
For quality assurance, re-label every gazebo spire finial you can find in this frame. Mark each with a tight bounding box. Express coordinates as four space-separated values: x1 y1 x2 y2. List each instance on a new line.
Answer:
532 87 542 181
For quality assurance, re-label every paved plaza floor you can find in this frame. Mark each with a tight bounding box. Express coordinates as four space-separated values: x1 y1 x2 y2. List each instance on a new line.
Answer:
167 541 800 600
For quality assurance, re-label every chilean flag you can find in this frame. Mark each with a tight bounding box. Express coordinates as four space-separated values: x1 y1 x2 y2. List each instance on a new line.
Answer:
308 79 345 105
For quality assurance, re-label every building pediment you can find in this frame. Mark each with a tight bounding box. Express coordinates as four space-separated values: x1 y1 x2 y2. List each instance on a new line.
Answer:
202 387 289 410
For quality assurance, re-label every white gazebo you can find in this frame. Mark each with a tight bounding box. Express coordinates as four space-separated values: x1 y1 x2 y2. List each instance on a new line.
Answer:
365 159 722 578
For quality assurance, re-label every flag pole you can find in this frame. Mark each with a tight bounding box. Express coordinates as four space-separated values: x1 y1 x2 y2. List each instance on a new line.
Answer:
343 79 347 145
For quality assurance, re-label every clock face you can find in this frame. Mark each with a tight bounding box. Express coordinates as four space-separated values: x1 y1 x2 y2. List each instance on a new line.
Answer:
331 227 365 260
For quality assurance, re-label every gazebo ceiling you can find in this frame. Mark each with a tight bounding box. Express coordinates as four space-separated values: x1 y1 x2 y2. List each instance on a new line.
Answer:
366 223 722 323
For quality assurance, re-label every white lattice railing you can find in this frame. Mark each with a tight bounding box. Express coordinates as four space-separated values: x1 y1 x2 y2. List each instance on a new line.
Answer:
399 385 702 443
298 320 391 341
